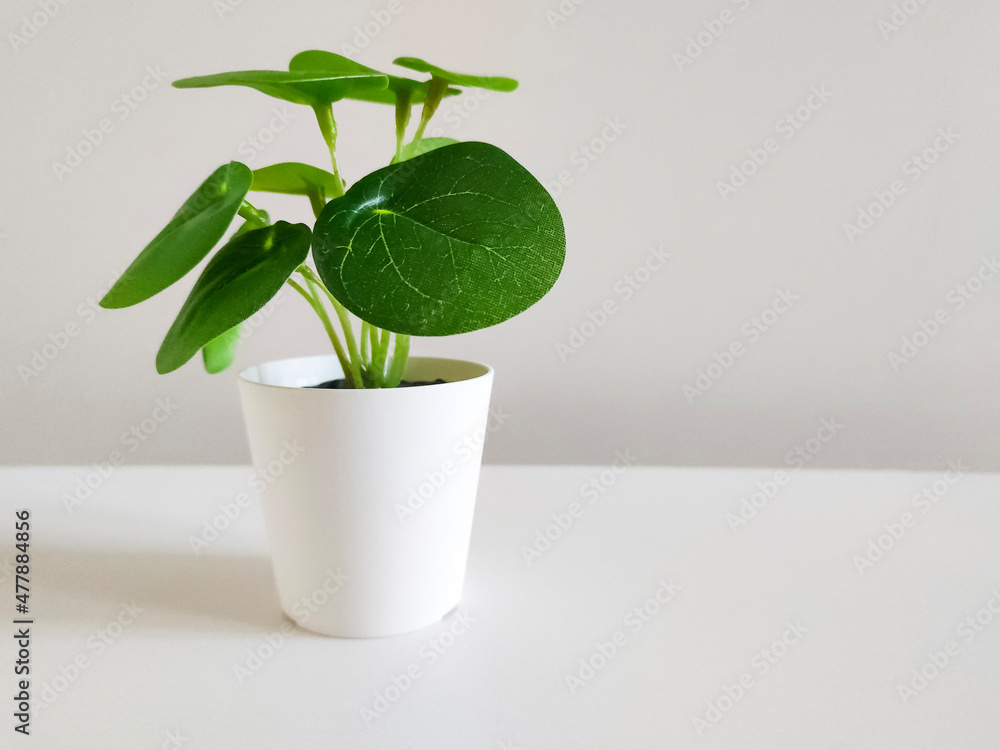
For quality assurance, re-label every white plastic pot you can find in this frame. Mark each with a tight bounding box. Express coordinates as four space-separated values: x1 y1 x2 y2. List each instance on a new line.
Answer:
237 355 494 638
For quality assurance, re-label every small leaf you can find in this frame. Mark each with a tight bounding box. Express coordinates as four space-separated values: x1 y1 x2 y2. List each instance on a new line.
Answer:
312 142 564 337
289 50 459 105
392 137 458 164
101 162 252 309
393 57 518 92
173 68 387 107
251 162 339 197
156 222 310 374
202 324 241 374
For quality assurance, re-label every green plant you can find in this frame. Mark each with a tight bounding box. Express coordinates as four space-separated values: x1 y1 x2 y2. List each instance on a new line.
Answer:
100 50 566 388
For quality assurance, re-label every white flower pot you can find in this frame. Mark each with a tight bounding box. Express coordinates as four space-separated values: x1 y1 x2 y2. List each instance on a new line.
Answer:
237 354 494 638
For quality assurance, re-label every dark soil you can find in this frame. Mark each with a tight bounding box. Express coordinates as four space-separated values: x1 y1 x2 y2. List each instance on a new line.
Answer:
308 378 447 390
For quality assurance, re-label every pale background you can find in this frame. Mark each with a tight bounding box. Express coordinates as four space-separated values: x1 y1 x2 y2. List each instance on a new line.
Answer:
2 0 999 470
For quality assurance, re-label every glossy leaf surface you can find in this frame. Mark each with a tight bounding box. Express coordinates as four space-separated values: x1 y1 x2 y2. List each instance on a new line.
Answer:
288 50 458 105
157 222 310 373
251 162 339 197
173 68 387 106
312 142 564 336
392 57 518 92
101 162 252 309
201 324 241 374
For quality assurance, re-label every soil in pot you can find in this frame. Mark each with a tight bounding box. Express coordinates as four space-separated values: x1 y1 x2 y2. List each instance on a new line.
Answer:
308 378 447 389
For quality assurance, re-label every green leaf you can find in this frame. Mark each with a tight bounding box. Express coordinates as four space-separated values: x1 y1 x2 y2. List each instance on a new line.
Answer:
393 57 518 92
202 324 241 374
288 50 459 105
101 162 252 309
173 68 387 107
392 137 458 164
156 222 310 374
251 162 339 197
312 141 564 337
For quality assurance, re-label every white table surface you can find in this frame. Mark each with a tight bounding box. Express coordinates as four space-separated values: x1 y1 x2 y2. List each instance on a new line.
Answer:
1 465 999 749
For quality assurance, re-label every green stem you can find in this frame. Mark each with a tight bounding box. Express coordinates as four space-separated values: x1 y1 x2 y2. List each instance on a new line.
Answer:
286 278 352 380
302 273 363 388
385 334 410 387
306 187 326 219
411 77 448 148
312 104 346 197
394 90 413 163
369 324 380 360
238 201 269 226
298 267 364 388
360 321 372 364
372 328 391 379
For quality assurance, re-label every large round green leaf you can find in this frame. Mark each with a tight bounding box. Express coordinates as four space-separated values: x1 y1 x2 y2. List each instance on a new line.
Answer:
288 50 458 105
312 141 564 336
101 162 252 309
392 57 518 92
172 69 387 107
156 222 310 374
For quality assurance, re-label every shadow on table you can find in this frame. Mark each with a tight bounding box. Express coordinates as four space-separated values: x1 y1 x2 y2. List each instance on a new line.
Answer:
36 547 286 632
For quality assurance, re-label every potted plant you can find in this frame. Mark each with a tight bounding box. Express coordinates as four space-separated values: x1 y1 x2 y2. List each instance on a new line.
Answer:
100 51 565 637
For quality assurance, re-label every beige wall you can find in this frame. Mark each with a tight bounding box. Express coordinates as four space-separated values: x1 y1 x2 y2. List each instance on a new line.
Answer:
2 0 999 469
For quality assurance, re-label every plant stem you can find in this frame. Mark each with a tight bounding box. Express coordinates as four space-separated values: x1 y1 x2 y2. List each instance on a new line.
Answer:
306 187 326 219
360 321 372 364
385 334 410 387
372 327 391 379
394 89 412 163
411 77 448 148
298 266 365 388
312 104 346 196
238 201 269 226
286 278 352 381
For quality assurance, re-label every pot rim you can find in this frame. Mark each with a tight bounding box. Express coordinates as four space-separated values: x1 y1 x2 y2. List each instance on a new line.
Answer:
238 354 494 393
